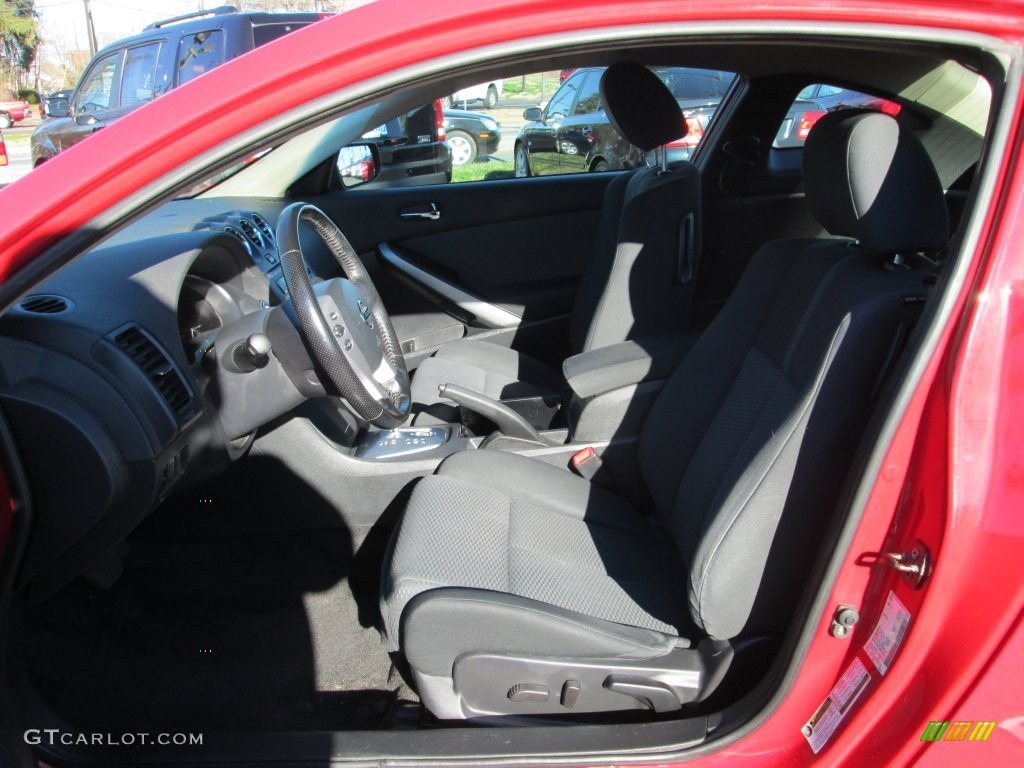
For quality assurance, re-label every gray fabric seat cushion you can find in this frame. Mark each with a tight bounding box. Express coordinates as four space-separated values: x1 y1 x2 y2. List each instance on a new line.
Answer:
380 449 691 653
409 339 563 408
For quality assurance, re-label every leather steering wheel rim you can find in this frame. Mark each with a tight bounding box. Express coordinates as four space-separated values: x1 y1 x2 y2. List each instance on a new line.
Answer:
275 202 410 427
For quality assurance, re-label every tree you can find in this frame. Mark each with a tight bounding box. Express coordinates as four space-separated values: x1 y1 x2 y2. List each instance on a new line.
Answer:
0 0 39 98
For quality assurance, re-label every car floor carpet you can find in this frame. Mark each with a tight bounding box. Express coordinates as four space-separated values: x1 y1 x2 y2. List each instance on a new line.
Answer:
22 520 416 733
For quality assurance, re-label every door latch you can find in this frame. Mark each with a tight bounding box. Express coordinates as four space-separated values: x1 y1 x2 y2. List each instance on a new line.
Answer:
885 540 931 589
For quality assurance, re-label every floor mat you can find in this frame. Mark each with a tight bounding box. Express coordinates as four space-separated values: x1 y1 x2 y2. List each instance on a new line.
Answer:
23 524 415 732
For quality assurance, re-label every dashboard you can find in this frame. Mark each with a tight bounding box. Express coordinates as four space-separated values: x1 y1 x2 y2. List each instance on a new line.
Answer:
0 197 324 596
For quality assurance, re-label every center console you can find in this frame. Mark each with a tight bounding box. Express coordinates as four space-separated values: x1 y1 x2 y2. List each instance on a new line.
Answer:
356 426 451 459
255 333 696 526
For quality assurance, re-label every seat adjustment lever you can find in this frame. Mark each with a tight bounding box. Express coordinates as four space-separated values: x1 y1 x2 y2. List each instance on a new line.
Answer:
507 683 549 702
603 675 682 713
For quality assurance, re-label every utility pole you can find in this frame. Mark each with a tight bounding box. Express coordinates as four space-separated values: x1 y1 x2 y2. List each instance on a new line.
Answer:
82 0 98 57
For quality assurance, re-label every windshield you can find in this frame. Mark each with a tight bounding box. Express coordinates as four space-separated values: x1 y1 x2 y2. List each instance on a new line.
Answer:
176 148 274 198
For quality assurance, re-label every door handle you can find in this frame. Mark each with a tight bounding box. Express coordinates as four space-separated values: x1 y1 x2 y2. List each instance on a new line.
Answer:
399 202 441 221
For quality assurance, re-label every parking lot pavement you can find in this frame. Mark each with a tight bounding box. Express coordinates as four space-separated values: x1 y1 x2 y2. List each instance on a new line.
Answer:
2 138 31 185
484 102 531 162
6 141 31 183
2 113 39 186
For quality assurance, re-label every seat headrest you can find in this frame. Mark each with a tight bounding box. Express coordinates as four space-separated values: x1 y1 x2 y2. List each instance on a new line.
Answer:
600 62 684 152
803 109 949 253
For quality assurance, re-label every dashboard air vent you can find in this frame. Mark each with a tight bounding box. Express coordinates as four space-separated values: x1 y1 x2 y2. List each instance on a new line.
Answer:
19 295 70 314
251 213 275 244
238 219 264 248
114 325 195 420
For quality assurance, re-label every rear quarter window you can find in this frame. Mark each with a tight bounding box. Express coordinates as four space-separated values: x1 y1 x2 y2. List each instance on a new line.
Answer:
253 23 315 48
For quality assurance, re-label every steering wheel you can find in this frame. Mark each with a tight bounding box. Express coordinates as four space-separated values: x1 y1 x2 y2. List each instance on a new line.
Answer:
276 203 410 428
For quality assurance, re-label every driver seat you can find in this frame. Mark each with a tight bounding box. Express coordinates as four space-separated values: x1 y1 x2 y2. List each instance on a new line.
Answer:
380 109 949 718
409 62 702 419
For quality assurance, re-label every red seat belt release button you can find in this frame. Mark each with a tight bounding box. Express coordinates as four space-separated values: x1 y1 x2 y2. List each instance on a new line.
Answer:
570 446 602 480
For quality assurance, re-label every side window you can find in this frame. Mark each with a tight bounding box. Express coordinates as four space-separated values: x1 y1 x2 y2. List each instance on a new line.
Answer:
573 71 602 115
253 22 315 47
442 66 738 184
774 83 901 149
661 68 734 100
349 66 737 187
120 43 161 108
544 72 583 120
177 30 225 86
74 52 120 113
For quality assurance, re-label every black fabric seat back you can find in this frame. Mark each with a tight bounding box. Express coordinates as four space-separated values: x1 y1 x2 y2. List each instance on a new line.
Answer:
637 109 949 640
568 62 703 354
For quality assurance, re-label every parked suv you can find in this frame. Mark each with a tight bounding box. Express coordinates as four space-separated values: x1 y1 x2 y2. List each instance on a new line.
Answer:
357 100 452 186
31 6 450 185
30 6 324 167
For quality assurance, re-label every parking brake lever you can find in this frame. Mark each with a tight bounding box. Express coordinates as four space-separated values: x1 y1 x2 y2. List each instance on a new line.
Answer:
438 383 545 444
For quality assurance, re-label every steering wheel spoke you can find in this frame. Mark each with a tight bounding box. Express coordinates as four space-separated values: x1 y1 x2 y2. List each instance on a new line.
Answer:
276 203 411 427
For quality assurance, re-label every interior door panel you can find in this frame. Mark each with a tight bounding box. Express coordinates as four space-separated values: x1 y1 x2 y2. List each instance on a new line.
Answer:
306 172 611 367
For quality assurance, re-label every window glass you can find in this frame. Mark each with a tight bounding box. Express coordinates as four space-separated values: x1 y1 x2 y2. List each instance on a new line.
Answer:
346 101 450 188
253 22 315 48
361 103 437 146
120 43 161 108
573 71 602 115
658 68 734 100
442 66 737 184
544 72 583 120
74 52 119 113
774 83 901 149
177 30 225 86
349 65 737 187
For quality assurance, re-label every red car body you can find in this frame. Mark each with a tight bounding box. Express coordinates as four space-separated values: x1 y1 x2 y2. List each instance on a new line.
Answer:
0 100 28 126
0 1 1022 766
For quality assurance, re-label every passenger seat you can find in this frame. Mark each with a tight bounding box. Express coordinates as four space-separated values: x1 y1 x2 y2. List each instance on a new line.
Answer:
410 62 703 419
379 108 949 718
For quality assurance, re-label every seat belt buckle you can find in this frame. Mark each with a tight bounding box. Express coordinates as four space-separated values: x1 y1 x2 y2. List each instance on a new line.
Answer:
570 446 604 481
